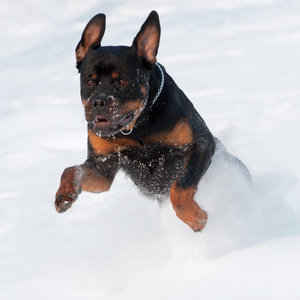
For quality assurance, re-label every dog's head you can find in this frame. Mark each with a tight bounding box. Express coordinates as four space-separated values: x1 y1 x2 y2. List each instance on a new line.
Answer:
76 11 160 137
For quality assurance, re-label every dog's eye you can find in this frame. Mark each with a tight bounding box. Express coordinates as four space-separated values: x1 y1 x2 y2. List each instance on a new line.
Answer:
119 79 126 85
86 79 94 87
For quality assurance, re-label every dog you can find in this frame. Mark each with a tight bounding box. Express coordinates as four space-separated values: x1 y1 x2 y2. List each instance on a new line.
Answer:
55 11 250 232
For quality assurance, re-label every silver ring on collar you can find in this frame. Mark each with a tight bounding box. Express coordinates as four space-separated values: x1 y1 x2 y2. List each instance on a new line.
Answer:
121 128 133 135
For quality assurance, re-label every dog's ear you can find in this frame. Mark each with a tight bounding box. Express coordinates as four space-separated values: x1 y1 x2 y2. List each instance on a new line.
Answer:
132 11 160 69
76 14 106 69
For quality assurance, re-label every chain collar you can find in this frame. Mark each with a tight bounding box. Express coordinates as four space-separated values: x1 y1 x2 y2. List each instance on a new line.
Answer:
121 62 165 136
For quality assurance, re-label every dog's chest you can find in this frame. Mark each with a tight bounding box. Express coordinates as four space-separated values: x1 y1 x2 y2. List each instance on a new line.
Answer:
120 144 189 199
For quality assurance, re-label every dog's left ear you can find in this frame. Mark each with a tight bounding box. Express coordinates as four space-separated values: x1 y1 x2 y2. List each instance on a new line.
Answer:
132 11 161 69
76 14 106 69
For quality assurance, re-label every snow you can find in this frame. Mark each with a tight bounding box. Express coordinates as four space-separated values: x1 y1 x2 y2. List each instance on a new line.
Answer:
1 0 300 299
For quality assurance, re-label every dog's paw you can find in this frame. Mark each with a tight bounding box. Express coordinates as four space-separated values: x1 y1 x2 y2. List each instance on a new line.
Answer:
55 186 82 213
186 209 208 233
191 218 207 233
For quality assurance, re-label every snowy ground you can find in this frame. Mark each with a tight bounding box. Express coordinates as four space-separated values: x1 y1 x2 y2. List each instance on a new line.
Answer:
1 0 300 299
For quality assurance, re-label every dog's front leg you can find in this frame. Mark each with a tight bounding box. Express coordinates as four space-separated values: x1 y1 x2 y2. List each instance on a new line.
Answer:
170 143 214 232
55 162 117 213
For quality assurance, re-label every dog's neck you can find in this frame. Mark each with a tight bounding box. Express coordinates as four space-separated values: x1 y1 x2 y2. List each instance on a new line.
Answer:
121 63 164 136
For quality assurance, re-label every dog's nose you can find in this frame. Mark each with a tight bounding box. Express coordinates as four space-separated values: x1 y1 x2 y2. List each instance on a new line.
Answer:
92 97 109 109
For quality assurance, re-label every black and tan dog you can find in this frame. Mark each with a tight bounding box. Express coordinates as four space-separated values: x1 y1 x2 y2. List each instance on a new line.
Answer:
55 11 249 232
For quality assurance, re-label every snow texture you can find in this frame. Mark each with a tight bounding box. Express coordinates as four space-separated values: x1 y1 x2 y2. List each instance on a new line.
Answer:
1 0 300 299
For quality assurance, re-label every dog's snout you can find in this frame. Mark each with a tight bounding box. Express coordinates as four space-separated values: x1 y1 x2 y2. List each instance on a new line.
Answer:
92 97 109 109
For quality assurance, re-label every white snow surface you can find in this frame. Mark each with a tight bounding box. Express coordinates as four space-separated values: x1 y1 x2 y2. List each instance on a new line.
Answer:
1 0 300 299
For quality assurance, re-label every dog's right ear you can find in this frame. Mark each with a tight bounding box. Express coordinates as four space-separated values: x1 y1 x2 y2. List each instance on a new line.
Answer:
76 14 106 69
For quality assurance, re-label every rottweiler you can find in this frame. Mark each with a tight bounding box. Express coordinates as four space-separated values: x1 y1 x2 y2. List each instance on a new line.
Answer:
55 11 249 232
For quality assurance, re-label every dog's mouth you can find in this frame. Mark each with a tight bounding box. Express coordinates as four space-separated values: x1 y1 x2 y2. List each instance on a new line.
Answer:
93 111 135 136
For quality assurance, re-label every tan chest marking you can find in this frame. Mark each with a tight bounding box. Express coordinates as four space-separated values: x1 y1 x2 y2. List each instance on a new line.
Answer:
88 129 140 155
